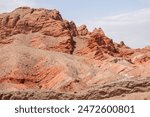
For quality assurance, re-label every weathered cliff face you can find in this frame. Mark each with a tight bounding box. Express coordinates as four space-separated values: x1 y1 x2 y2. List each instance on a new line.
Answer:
0 7 71 37
0 7 78 54
0 7 150 100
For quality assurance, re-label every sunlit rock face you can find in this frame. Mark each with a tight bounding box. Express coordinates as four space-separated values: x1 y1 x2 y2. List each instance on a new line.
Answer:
0 7 150 100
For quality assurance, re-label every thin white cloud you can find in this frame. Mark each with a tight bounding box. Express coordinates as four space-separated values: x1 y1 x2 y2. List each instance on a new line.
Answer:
0 0 35 13
86 8 150 48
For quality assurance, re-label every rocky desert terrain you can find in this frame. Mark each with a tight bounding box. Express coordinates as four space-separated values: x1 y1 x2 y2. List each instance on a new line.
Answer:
0 7 150 100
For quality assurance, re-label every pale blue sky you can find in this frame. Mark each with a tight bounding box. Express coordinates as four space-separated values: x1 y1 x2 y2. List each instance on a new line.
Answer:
0 0 150 48
22 0 150 24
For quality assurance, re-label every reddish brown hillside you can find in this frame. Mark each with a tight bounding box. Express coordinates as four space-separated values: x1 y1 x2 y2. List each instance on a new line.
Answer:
0 7 150 100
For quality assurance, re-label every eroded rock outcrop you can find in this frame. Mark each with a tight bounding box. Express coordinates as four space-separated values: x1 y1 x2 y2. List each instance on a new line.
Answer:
77 25 88 36
0 7 150 100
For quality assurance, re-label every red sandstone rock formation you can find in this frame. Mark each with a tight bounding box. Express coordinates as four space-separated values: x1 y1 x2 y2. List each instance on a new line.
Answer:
77 25 88 36
0 7 150 100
